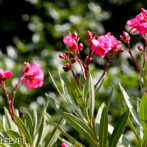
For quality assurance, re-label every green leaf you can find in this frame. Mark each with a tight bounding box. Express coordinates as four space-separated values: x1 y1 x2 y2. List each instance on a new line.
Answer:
14 114 32 144
89 75 95 121
119 83 141 126
140 93 147 129
95 103 105 134
64 112 96 143
45 118 65 147
99 105 108 147
74 142 83 147
4 107 15 130
47 115 83 146
36 115 45 147
105 89 113 110
32 109 38 137
66 78 83 106
6 129 21 139
109 109 129 147
141 129 147 147
49 71 64 99
46 94 68 116
82 77 89 103
24 112 33 136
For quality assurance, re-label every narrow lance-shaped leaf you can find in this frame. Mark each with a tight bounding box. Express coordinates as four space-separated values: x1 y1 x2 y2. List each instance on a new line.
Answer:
141 129 147 147
140 93 147 129
45 118 66 147
119 83 141 126
46 94 68 116
109 109 129 147
89 75 95 122
14 114 32 144
4 107 15 130
64 112 96 143
99 105 108 147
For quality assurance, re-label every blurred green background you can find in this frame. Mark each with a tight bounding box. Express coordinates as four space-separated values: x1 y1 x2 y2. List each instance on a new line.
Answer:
0 0 147 146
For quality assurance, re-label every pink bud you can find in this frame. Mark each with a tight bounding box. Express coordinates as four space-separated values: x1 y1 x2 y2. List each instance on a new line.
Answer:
0 69 13 82
71 58 77 63
61 143 68 147
123 31 130 41
92 33 97 38
86 30 92 38
137 45 143 51
78 43 83 51
120 35 124 41
117 48 124 53
23 62 31 73
72 31 78 38
59 54 65 59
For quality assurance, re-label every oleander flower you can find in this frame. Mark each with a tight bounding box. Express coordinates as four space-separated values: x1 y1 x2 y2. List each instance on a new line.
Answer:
63 33 78 52
127 8 147 35
0 69 13 82
22 61 44 90
91 32 121 57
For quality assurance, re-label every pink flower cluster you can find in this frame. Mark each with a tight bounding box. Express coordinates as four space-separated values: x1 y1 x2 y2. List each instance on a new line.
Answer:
22 61 44 90
127 8 147 35
0 61 44 90
0 69 13 82
63 32 83 52
91 33 121 57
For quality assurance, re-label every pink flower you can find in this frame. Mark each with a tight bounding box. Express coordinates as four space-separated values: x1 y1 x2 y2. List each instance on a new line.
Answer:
0 69 13 82
22 61 44 90
127 8 147 35
61 143 68 147
91 33 121 57
63 33 78 52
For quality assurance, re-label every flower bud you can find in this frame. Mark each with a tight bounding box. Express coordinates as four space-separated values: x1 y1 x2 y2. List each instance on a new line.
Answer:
113 48 123 55
78 43 83 51
63 64 72 72
89 57 94 61
72 31 78 38
120 35 123 41
137 45 143 51
23 62 31 73
59 54 65 59
71 58 77 63
86 30 92 38
92 33 97 38
61 143 68 147
123 31 130 41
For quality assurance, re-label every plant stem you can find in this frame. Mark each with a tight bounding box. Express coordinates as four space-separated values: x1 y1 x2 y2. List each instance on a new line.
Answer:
94 55 111 88
127 44 140 73
85 49 93 77
1 81 28 147
11 75 23 114
76 50 87 81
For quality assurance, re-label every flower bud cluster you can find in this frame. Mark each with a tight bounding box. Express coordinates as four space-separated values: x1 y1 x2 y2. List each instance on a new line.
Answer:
59 52 77 72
